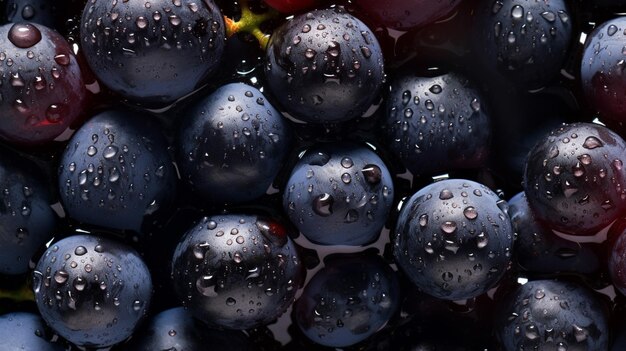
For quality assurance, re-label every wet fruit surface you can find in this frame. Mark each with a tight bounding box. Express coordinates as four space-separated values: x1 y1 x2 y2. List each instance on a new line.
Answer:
393 178 514 301
283 142 394 246
294 254 399 347
494 279 610 350
171 214 303 330
0 22 88 144
523 122 626 235
265 7 385 123
58 109 176 232
32 234 152 348
471 0 573 89
80 0 225 105
3 1 626 350
177 82 291 204
383 70 492 177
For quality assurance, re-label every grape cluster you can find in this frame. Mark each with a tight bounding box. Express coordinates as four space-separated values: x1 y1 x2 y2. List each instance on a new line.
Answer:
0 0 626 350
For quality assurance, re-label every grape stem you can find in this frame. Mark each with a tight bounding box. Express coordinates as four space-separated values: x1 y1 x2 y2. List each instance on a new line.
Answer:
0 283 34 302
224 0 278 49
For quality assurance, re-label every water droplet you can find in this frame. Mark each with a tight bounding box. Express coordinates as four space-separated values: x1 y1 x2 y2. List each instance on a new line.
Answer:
573 325 587 342
344 209 359 223
341 173 351 184
464 206 478 220
419 214 428 227
8 23 42 48
73 277 86 291
341 157 354 168
54 270 69 284
441 221 457 234
534 289 545 299
476 232 488 248
583 136 603 149
541 11 556 22
136 16 148 29
102 145 119 159
608 24 618 36
54 54 70 66
75 246 87 256
511 5 524 19
87 146 97 157
429 84 442 94
45 104 66 123
362 164 382 185
439 189 453 200
313 193 334 217
226 297 237 306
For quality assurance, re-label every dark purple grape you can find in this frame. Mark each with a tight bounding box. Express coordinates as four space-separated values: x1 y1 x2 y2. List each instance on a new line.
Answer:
0 312 63 350
471 0 573 89
352 0 462 30
581 17 626 124
33 234 152 348
0 22 88 144
58 109 177 232
264 7 385 123
4 0 57 28
393 178 514 301
177 83 291 204
294 254 399 348
609 226 626 296
508 192 601 275
494 279 610 350
171 214 304 330
383 70 491 177
119 307 255 351
0 147 56 275
523 122 626 235
283 143 394 246
80 0 225 105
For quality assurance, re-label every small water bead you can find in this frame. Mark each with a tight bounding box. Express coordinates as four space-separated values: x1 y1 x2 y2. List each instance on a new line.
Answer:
344 210 359 223
439 189 454 200
226 297 237 306
362 164 382 185
429 84 442 94
463 206 478 220
608 24 618 36
313 193 334 216
441 221 457 234
169 15 181 26
54 270 69 284
511 5 524 19
341 157 354 168
341 173 351 184
136 16 148 29
583 136 603 149
73 277 86 291
75 246 87 256
304 48 316 59
54 54 70 66
87 145 97 156
541 11 556 23
419 214 428 227
8 23 42 48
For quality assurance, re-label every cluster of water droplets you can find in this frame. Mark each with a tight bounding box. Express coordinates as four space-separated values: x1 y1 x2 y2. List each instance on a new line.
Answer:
0 22 81 134
83 0 222 57
265 7 385 123
171 215 302 329
394 179 514 300
524 123 626 234
501 280 608 349
283 145 394 245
